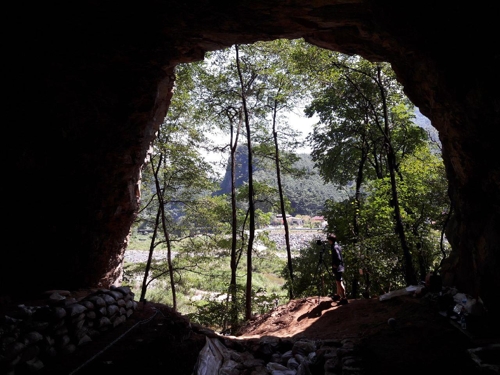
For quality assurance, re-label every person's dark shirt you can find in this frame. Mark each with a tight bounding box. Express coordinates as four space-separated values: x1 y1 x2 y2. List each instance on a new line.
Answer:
331 241 344 273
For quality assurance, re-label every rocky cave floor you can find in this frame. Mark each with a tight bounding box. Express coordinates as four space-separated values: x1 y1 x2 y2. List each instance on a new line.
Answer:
22 289 499 375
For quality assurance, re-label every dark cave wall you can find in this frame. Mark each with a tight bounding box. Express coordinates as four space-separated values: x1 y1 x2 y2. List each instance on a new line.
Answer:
5 1 180 296
4 1 499 314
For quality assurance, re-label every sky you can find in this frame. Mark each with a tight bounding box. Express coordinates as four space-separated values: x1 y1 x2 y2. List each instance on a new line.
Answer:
203 108 317 175
202 107 434 177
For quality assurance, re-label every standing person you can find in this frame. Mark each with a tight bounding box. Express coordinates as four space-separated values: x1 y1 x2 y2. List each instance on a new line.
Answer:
327 235 348 305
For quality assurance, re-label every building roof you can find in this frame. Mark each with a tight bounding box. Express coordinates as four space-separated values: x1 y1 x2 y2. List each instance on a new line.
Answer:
311 216 324 221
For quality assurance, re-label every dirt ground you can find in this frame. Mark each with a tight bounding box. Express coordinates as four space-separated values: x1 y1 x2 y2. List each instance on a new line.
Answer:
37 292 500 375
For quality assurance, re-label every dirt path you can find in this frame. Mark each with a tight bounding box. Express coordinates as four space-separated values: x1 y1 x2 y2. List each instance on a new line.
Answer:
236 295 499 374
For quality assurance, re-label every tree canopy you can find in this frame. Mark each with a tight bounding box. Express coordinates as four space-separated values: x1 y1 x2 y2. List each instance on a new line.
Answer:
128 38 451 329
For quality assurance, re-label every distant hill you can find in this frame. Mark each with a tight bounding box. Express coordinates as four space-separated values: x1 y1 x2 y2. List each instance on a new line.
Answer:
215 146 344 216
214 109 433 216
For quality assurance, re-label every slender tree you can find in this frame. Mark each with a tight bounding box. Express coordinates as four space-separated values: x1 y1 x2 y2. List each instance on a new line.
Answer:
136 63 218 309
234 44 257 320
271 97 295 299
228 107 243 328
152 153 177 310
193 48 252 328
140 186 162 302
248 40 309 300
373 64 417 285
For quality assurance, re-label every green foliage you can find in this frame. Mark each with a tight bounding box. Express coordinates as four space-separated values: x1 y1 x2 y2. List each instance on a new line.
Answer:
279 154 346 215
129 38 450 328
217 147 345 216
186 281 285 332
123 243 288 333
321 144 450 295
304 55 425 187
281 240 337 298
296 45 440 287
128 231 156 251
189 296 237 332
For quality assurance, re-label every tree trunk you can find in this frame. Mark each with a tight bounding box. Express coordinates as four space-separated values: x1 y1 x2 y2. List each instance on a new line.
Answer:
140 206 161 302
152 153 177 311
229 109 242 330
351 145 368 299
376 65 417 286
271 99 294 300
162 219 176 311
235 45 256 320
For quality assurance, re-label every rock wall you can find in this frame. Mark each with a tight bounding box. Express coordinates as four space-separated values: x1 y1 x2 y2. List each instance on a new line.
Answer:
194 335 363 375
3 0 499 316
0 287 137 374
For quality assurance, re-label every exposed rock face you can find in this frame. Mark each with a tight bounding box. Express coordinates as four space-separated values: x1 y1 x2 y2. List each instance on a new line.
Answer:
4 1 499 315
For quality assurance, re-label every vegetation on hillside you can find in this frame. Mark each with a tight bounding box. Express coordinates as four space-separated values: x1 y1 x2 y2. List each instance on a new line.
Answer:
216 147 345 216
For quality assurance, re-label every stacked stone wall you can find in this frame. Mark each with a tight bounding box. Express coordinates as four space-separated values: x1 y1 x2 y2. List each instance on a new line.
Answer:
0 286 137 374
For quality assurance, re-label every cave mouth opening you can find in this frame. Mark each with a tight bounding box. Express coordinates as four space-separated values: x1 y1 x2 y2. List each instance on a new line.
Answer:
125 37 447 314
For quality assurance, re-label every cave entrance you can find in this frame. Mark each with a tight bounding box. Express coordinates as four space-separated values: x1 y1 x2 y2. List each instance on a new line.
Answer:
127 39 451 318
